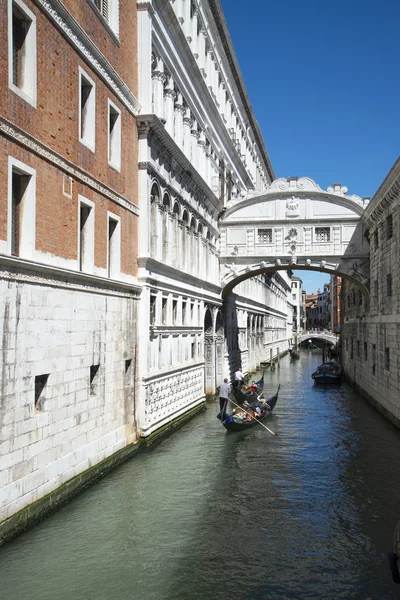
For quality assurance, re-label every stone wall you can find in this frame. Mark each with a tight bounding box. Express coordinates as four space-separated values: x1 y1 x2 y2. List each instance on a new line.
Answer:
342 158 400 425
0 264 139 524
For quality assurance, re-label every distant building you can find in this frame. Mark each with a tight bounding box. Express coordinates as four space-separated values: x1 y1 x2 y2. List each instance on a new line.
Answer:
306 293 319 329
291 275 304 332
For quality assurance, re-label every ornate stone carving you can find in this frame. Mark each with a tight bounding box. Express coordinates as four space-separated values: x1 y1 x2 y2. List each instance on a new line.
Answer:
286 196 300 217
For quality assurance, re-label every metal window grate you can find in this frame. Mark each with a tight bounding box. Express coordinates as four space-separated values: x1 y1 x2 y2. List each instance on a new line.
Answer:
257 228 272 244
315 227 330 242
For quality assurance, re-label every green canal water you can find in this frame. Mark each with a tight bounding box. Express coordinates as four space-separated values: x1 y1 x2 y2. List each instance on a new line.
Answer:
1 352 400 599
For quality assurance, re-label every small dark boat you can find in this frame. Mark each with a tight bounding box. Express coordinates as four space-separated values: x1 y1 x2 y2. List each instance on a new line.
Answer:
290 350 300 360
221 385 280 432
312 361 342 383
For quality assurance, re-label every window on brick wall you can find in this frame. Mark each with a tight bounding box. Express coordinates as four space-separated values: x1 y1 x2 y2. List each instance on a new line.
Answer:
78 197 94 272
384 347 390 371
124 359 132 387
34 373 49 412
91 0 119 37
107 214 120 278
374 229 379 249
257 228 272 244
79 68 96 151
8 157 36 259
90 364 100 395
8 0 36 107
387 273 392 297
315 227 330 242
386 214 393 240
108 100 121 171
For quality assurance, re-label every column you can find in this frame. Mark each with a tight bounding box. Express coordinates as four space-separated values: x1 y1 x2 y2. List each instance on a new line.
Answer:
152 56 165 119
191 7 198 58
174 92 184 149
197 130 206 180
190 119 199 171
183 107 192 157
164 75 176 136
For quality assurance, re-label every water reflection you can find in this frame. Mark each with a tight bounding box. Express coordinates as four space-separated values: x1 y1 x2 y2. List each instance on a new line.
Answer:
1 351 400 599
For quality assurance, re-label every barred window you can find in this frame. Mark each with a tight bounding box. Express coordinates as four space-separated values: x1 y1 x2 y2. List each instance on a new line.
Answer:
387 273 392 297
315 227 330 242
91 0 119 36
384 347 390 370
257 228 272 244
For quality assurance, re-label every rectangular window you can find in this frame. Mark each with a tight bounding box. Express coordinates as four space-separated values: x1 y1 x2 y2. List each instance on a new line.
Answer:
191 339 196 359
257 228 272 244
79 68 96 151
8 0 36 106
78 198 94 272
91 0 119 36
124 359 132 387
384 347 390 371
162 297 168 325
386 215 393 240
8 157 36 258
90 364 100 395
34 373 49 412
374 280 378 300
108 100 121 171
374 229 379 249
315 227 330 242
182 298 188 325
372 344 376 375
150 295 156 326
172 299 178 324
364 342 367 361
357 340 360 358
387 273 392 297
107 214 120 278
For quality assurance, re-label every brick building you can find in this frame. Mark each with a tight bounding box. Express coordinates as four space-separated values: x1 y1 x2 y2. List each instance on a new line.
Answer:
0 0 140 531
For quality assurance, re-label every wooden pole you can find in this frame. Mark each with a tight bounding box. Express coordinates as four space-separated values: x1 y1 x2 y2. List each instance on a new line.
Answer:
228 397 277 436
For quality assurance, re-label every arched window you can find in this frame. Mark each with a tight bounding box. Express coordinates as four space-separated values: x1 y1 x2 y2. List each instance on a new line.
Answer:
150 182 160 257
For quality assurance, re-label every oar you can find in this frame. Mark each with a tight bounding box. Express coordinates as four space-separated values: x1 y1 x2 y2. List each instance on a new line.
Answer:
228 396 278 436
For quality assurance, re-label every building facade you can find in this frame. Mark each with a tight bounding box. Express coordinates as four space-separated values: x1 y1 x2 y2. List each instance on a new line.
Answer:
135 0 289 438
341 158 400 427
0 0 140 527
290 275 304 333
330 275 341 333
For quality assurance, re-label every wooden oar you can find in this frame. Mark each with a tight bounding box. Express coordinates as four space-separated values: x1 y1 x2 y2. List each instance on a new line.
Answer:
228 396 278 436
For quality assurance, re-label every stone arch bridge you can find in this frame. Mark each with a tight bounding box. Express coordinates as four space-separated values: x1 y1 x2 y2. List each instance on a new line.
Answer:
296 331 339 346
219 177 371 298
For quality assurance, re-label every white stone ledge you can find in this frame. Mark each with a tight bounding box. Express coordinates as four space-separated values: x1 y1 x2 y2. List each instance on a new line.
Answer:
0 254 141 297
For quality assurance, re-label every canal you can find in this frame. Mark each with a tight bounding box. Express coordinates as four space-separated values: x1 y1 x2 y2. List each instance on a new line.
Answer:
1 351 400 599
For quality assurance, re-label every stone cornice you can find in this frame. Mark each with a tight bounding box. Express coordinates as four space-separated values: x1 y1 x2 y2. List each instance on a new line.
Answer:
363 157 400 229
0 254 142 297
136 114 222 216
0 116 139 216
32 0 141 115
138 256 222 295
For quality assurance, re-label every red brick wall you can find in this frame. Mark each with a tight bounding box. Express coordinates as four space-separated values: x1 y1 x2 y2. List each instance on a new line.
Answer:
0 0 138 277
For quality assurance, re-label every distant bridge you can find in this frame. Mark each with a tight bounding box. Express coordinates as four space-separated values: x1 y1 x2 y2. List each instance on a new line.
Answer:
296 331 339 346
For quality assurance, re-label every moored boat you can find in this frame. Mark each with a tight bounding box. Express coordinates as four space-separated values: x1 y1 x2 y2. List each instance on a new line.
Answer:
290 350 300 360
312 361 342 383
220 385 280 432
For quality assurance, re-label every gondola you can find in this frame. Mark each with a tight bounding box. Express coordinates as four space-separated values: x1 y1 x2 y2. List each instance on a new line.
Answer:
290 350 300 360
220 384 280 432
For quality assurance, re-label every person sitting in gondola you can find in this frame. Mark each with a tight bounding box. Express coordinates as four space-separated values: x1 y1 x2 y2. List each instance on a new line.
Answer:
249 382 259 393
242 400 256 422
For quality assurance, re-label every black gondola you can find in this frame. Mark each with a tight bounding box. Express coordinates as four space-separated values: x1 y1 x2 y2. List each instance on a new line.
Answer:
290 350 300 360
221 384 280 432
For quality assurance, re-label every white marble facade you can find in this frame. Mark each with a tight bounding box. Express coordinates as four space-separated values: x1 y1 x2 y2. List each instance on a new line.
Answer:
136 0 288 436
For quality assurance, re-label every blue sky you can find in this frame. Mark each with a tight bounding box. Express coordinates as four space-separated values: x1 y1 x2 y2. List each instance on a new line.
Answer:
220 0 400 294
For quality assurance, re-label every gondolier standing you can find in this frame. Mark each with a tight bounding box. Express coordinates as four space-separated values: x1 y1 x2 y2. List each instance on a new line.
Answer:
217 378 231 412
234 368 244 392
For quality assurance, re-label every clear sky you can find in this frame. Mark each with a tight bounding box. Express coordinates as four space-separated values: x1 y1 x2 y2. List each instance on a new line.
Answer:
220 0 400 294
